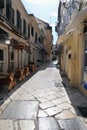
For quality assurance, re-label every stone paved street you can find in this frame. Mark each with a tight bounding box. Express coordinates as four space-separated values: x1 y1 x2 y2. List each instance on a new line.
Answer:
0 61 87 129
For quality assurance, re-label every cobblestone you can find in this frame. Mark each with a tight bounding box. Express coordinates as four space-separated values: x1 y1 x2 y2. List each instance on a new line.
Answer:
0 120 13 130
38 117 60 130
58 118 87 130
0 101 39 120
0 62 87 129
0 98 11 112
45 106 62 116
39 101 55 109
18 120 35 130
55 110 75 119
38 110 48 117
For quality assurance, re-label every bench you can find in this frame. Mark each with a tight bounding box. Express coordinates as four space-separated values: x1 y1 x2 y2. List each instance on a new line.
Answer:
29 64 37 72
0 72 16 91
14 68 25 81
24 67 30 76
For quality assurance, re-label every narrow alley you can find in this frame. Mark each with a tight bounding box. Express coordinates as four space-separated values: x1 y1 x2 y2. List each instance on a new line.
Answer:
0 62 87 130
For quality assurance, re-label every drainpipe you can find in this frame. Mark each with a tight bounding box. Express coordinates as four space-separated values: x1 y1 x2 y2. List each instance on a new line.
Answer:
8 44 10 70
21 49 22 67
33 48 34 63
28 48 30 65
18 49 19 68
5 39 10 71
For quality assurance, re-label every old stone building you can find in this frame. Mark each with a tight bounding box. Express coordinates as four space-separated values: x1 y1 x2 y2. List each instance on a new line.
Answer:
56 0 87 95
36 18 53 62
0 0 53 73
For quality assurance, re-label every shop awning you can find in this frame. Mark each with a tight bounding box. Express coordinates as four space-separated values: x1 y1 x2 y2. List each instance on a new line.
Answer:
57 30 73 45
14 44 25 50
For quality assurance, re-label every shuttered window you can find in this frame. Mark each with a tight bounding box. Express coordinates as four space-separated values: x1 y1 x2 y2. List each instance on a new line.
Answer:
6 0 12 20
17 10 21 31
31 26 34 37
23 19 26 35
11 8 14 24
0 0 4 9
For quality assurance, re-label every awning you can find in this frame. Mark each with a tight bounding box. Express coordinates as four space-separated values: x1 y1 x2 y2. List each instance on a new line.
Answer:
57 30 73 45
14 44 25 50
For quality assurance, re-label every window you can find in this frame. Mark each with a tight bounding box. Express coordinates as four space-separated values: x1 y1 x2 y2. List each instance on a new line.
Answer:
0 0 4 9
0 0 4 15
23 19 26 35
28 24 30 38
35 32 37 43
85 35 87 48
11 8 14 24
0 9 3 15
6 0 12 20
11 51 14 61
31 26 34 37
10 47 15 70
0 49 3 61
68 54 71 59
0 49 4 72
38 37 41 42
41 28 44 34
17 10 21 31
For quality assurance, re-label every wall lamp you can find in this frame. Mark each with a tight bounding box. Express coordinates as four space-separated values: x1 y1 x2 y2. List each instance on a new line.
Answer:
5 39 10 45
5 37 11 45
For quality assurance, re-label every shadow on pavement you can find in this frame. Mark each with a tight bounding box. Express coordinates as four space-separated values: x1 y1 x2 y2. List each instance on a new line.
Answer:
59 70 87 118
0 62 57 106
0 62 55 106
0 69 38 106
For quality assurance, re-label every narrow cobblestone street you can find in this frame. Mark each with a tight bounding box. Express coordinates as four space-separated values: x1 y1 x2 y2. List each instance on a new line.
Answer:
0 61 87 130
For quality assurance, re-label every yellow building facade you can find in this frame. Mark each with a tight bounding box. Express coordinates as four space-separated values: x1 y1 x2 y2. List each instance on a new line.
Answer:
57 0 87 95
